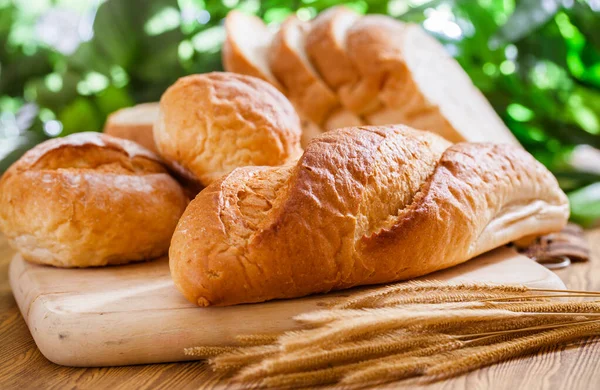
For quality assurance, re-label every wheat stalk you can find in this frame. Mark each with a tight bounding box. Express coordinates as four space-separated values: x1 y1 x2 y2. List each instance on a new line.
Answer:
341 321 600 386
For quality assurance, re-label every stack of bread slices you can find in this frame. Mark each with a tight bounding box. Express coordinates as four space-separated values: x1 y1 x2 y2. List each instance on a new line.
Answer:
223 6 519 146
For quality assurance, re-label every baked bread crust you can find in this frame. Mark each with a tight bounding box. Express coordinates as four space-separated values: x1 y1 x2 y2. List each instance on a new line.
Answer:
170 125 569 306
0 132 188 267
103 102 160 153
153 72 303 186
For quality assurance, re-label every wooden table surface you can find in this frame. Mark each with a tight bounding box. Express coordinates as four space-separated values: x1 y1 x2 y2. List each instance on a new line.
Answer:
1 231 599 390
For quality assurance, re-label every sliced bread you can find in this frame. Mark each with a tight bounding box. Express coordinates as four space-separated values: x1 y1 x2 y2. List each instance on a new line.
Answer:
103 102 160 153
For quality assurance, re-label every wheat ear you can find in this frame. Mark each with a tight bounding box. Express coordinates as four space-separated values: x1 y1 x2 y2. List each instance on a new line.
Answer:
492 301 600 313
337 281 530 309
248 339 464 388
209 345 280 371
426 321 600 379
235 333 279 346
183 346 236 357
295 302 492 326
281 308 525 350
237 332 451 379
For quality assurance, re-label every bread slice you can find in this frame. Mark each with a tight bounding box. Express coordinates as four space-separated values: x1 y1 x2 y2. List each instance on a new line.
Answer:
103 103 160 153
223 11 327 144
345 16 518 144
222 10 283 91
305 6 360 90
269 15 362 128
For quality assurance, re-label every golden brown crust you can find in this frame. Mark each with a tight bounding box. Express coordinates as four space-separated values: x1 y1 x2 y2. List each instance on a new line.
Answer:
0 132 188 267
153 72 303 187
103 103 160 153
170 125 569 306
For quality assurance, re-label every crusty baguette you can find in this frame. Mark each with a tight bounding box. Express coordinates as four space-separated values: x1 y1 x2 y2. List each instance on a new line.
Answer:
170 125 569 306
345 16 519 144
103 102 159 153
153 72 302 187
305 6 360 90
0 132 188 268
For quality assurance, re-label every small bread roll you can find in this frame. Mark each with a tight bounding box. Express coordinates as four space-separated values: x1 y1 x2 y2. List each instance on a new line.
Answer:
154 72 303 186
0 132 188 267
103 103 159 153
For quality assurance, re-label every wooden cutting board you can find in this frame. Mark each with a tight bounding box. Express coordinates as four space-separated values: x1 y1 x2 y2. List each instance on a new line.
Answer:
9 246 565 367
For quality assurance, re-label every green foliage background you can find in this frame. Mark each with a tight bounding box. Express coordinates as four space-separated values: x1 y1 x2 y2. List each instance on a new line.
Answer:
1 0 599 225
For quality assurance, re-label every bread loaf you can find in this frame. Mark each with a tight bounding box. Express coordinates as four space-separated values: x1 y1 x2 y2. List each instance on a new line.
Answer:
153 72 302 186
347 16 519 144
0 132 188 267
103 102 159 153
170 125 569 306
223 9 520 146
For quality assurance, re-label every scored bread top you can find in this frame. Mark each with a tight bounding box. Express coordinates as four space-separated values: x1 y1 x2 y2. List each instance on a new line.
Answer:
0 132 188 268
170 125 567 306
12 131 162 173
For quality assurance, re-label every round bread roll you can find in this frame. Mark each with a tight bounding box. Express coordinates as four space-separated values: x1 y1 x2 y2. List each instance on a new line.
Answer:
154 72 303 186
103 102 160 153
0 132 188 268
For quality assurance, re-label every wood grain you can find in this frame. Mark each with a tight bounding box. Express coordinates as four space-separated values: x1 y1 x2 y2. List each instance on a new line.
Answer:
8 245 564 367
1 231 599 390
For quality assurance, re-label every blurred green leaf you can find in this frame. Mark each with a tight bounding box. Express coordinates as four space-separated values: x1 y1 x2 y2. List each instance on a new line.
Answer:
58 98 101 134
491 0 560 46
568 182 600 227
0 131 47 173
